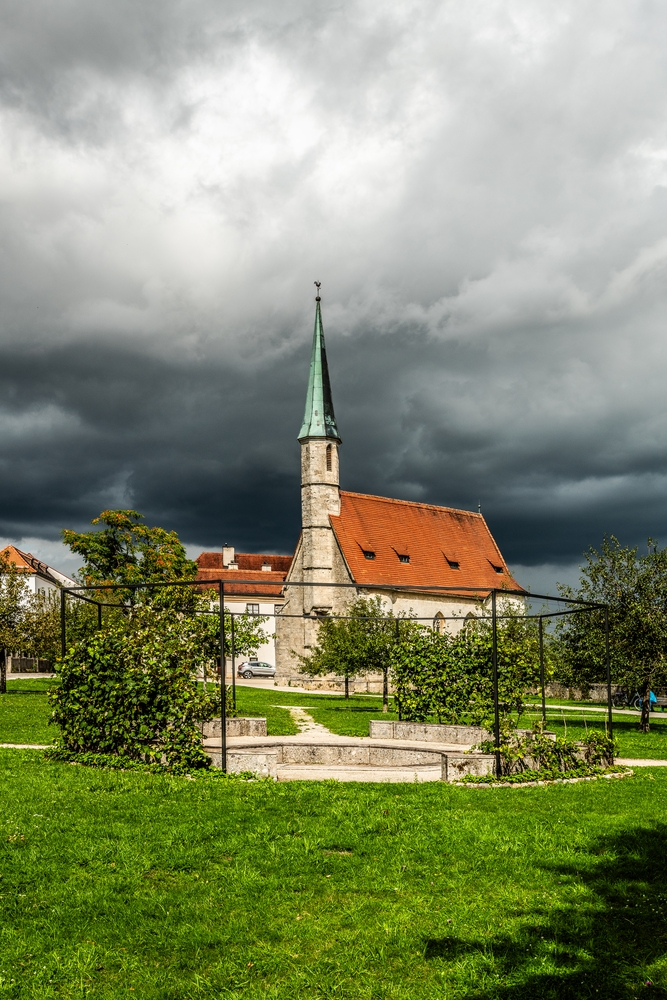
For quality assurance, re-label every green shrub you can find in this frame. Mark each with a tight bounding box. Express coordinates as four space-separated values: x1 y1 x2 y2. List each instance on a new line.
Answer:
49 606 226 771
391 602 540 726
474 724 617 777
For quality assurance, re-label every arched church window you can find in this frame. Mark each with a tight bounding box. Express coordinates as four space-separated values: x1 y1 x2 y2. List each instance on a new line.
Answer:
326 444 332 471
433 612 445 634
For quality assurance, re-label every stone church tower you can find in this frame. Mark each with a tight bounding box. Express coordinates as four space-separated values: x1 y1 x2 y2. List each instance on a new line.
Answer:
274 286 524 689
297 287 342 616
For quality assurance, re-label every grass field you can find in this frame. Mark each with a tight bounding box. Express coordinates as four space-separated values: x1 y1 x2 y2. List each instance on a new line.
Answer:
3 680 667 759
0 751 665 998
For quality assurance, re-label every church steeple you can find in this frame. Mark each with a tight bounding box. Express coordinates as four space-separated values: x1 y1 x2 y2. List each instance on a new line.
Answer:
298 285 341 443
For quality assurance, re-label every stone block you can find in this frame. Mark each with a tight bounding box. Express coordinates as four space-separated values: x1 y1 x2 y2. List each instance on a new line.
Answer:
368 746 443 767
379 721 491 745
202 717 267 739
205 749 278 776
369 720 394 739
442 753 496 782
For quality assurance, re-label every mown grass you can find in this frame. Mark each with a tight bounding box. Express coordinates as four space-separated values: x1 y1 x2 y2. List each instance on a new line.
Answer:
4 681 667 759
232 686 397 737
0 681 56 745
0 751 665 998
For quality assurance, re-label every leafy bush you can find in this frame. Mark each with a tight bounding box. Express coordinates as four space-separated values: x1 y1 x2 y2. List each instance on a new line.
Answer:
50 606 226 771
391 602 541 727
474 725 617 777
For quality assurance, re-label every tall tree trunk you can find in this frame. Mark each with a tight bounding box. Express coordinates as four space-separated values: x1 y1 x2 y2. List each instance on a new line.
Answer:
640 677 651 733
382 667 388 713
0 649 6 695
344 672 349 699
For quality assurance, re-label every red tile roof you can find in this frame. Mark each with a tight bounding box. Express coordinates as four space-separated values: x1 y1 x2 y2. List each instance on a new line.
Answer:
329 492 522 597
0 544 73 586
196 552 292 598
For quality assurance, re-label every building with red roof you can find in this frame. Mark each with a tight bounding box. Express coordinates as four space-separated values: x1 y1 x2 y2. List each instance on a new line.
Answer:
194 547 292 669
275 289 523 690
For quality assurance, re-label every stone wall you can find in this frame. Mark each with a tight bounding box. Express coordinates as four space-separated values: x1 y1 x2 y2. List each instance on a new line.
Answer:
202 717 267 739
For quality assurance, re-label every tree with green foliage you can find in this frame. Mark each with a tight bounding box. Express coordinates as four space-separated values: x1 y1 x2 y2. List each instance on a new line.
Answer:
62 509 197 609
390 601 541 726
557 536 667 733
300 596 404 709
0 555 68 690
0 555 29 693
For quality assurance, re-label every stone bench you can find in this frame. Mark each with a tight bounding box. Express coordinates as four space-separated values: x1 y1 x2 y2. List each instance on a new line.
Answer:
202 717 267 739
204 737 496 782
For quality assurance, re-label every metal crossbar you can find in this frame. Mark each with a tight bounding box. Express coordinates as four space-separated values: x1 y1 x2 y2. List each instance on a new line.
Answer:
58 578 612 777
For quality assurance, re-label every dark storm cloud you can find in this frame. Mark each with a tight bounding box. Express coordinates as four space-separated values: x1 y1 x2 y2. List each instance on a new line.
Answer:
2 0 667 586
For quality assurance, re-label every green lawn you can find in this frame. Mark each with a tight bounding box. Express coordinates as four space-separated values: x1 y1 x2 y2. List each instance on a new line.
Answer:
0 680 56 745
232 686 398 737
0 751 665 998
4 681 667 759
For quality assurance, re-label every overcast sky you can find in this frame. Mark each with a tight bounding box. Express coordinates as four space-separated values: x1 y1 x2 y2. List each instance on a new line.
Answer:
1 0 667 592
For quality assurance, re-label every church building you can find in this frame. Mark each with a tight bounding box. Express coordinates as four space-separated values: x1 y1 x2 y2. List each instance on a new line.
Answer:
274 290 523 690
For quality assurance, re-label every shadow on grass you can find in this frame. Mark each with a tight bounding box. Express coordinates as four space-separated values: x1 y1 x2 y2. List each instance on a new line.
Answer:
425 824 667 999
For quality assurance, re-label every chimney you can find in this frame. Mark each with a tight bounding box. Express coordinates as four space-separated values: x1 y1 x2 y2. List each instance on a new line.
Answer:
222 545 235 568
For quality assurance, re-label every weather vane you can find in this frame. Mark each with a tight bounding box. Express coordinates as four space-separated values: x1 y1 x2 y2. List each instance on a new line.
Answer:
314 280 321 301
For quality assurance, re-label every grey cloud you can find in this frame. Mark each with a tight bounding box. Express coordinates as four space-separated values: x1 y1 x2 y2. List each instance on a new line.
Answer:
1 0 667 589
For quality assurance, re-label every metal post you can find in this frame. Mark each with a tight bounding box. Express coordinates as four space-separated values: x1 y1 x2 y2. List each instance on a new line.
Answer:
491 590 501 778
605 605 613 754
60 588 66 660
539 617 546 728
97 602 102 630
219 581 227 773
231 613 236 710
395 616 401 721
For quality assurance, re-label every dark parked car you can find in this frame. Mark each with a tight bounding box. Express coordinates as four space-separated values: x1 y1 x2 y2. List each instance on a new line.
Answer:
237 661 276 679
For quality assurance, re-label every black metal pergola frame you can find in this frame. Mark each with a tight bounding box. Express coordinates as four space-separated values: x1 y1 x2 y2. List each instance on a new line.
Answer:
59 580 611 778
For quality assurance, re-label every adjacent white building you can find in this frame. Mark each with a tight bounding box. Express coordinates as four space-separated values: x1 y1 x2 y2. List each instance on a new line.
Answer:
0 545 76 595
195 547 292 668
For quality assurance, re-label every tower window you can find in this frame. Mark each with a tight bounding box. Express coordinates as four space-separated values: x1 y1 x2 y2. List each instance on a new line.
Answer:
363 550 375 560
326 444 332 471
398 554 410 564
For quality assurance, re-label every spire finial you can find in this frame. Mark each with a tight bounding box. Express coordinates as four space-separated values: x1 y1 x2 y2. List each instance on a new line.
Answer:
298 286 341 443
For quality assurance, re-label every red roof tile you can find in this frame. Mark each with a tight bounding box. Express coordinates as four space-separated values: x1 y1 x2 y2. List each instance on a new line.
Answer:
196 551 292 598
329 492 522 597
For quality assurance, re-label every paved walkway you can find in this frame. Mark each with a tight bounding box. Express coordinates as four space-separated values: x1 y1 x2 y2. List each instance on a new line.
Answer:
274 706 331 734
617 758 667 766
527 703 645 716
0 743 52 749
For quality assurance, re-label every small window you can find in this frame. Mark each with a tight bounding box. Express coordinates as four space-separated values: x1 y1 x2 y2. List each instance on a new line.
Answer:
493 565 503 574
398 554 410 564
326 444 332 471
246 603 260 615
447 560 459 570
363 550 375 560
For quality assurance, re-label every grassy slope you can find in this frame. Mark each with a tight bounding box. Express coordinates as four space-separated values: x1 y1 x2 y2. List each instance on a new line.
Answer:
0 752 666 999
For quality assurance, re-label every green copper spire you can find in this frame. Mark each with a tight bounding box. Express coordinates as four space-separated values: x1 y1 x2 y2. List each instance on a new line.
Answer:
298 285 341 442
